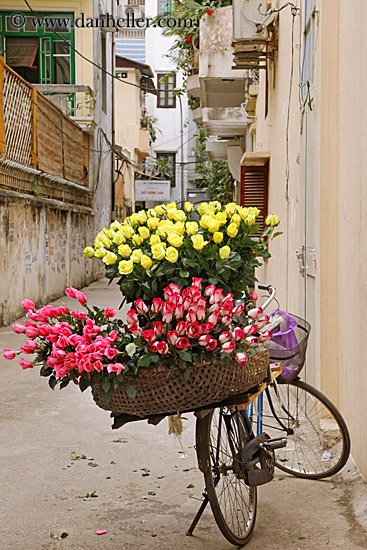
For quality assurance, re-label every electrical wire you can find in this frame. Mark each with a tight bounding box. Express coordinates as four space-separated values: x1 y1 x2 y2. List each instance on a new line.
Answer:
22 0 156 94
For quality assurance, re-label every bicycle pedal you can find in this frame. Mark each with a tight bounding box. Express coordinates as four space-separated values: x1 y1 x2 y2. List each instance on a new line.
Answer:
261 437 287 451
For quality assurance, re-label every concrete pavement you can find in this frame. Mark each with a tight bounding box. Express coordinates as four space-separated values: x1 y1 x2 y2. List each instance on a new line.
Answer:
1 279 366 549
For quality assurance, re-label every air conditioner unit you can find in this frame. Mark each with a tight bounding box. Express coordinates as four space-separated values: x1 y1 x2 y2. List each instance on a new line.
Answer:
233 0 268 42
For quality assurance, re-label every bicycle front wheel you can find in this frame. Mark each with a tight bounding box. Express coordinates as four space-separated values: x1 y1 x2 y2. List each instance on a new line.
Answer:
258 379 350 479
196 407 257 546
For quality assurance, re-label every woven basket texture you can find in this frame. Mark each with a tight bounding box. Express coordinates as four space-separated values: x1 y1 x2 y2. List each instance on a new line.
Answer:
93 347 269 417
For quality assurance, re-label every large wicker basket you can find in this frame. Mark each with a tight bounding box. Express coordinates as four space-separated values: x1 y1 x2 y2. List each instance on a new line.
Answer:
93 347 269 417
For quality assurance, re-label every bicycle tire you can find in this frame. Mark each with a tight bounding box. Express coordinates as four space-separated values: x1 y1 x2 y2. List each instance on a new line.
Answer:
257 379 350 479
196 407 257 546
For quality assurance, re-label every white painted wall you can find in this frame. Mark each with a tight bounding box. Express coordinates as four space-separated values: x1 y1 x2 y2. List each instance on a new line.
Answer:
144 0 197 205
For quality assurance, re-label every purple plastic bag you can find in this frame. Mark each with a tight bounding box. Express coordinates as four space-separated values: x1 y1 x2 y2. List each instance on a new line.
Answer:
268 310 302 383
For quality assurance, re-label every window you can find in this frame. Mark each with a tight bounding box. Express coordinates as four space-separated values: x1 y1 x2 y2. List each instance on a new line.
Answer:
240 163 268 235
157 73 176 108
159 0 173 14
53 41 71 84
156 152 176 187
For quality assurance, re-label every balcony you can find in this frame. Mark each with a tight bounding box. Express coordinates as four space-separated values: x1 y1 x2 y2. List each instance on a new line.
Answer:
0 63 92 207
198 7 246 109
34 84 96 134
202 107 248 138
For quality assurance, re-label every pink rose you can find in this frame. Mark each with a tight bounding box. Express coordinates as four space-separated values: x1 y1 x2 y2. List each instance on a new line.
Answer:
175 304 184 319
143 329 155 343
13 323 26 334
25 326 39 339
260 330 273 342
210 289 224 304
126 309 138 323
248 307 263 320
129 323 142 337
176 337 190 349
233 305 244 317
76 291 87 305
41 305 55 318
187 322 201 339
196 306 206 321
134 299 148 315
19 358 33 369
52 307 64 317
221 315 232 326
108 330 118 342
206 339 217 351
244 324 258 336
154 321 164 336
69 334 83 346
256 315 270 329
25 340 38 351
167 330 178 345
250 292 258 301
65 287 78 298
202 322 214 333
176 321 187 336
186 308 197 323
151 298 163 313
105 347 118 359
38 324 51 336
72 310 87 320
208 312 220 325
21 299 35 312
204 285 216 297
104 307 116 318
246 336 259 345
233 328 245 341
235 352 248 366
107 363 125 375
46 356 59 367
219 331 231 344
222 341 236 353
162 303 175 323
157 341 169 355
192 277 202 288
220 301 234 316
199 334 211 346
3 348 16 360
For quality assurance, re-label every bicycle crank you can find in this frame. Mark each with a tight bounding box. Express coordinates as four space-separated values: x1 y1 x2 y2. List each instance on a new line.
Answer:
233 433 287 486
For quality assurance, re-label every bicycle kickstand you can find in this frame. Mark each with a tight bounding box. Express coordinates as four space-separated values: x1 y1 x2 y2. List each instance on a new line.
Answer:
186 492 209 536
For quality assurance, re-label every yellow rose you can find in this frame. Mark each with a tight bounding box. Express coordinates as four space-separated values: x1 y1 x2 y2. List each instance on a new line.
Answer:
132 234 143 246
131 249 143 263
219 245 231 259
151 243 166 260
137 210 147 224
166 246 179 263
210 200 221 211
184 201 193 212
174 209 186 222
130 213 140 225
138 226 150 239
227 223 238 238
141 255 153 269
102 251 118 265
118 244 132 258
215 212 227 226
186 221 199 235
197 202 209 216
246 214 256 226
167 232 184 248
239 207 249 220
191 234 206 250
94 248 108 258
231 214 241 227
112 232 125 245
249 207 260 217
105 228 115 239
225 203 237 216
100 235 111 248
121 225 134 239
208 219 220 233
173 222 185 235
166 201 177 210
147 208 157 218
265 214 280 227
118 260 134 275
213 232 223 244
110 220 121 231
155 204 166 217
84 247 94 258
200 215 211 230
167 207 177 220
157 226 168 239
147 217 159 230
150 234 161 245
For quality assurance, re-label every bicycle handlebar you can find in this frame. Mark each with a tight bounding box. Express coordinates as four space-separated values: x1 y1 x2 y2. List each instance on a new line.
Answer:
258 284 277 312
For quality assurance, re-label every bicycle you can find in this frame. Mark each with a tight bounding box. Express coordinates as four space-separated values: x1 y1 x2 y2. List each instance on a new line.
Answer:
186 284 350 546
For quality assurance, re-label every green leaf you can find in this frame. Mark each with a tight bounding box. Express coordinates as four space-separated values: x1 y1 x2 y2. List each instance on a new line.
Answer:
186 484 195 489
125 384 136 399
40 364 53 377
137 355 152 367
48 375 57 390
179 269 189 278
272 231 283 238
179 351 192 362
102 377 111 393
183 367 191 381
79 376 89 392
60 378 70 389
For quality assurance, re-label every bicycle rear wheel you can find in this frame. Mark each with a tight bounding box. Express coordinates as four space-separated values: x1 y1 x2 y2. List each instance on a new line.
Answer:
255 379 350 479
196 407 257 546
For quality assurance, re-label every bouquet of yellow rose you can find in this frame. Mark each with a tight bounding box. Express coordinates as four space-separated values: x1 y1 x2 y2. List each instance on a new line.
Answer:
84 201 280 304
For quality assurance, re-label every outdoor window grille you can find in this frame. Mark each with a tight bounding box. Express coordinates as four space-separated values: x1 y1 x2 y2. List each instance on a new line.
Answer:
240 162 269 235
156 152 176 187
157 73 176 108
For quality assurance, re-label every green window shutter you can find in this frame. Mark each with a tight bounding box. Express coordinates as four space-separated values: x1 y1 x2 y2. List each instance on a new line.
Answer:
40 37 51 84
0 35 5 57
